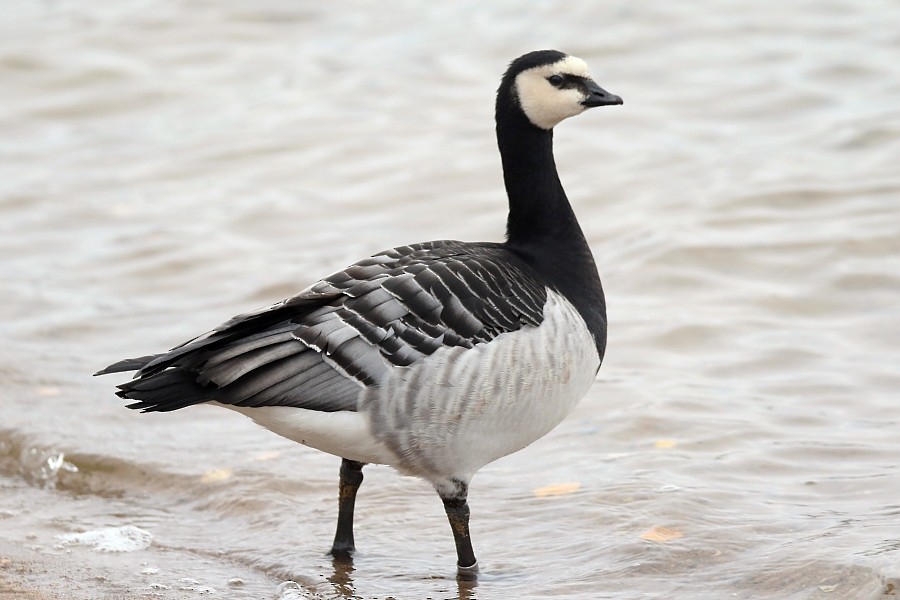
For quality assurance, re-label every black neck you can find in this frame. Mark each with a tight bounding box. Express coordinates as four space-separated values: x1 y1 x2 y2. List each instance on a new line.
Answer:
494 100 607 362
498 109 582 247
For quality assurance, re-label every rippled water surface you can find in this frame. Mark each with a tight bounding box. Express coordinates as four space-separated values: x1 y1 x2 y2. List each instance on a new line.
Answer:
2 1 899 598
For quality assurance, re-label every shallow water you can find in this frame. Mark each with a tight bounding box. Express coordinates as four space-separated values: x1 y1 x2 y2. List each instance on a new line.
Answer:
2 0 900 598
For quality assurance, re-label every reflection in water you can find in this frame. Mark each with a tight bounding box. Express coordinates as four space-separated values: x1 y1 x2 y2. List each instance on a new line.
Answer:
327 556 357 599
455 576 478 600
326 556 478 600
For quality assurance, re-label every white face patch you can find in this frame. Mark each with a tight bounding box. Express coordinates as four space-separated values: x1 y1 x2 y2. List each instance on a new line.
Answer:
514 55 593 130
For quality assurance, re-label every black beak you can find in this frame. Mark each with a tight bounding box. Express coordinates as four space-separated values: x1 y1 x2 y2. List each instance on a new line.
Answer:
581 79 623 107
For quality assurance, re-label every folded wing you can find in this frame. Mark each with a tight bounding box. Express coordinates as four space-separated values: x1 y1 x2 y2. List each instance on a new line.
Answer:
99 241 547 413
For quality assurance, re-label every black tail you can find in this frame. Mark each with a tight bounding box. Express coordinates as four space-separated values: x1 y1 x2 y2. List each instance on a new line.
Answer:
95 292 337 413
96 354 215 413
115 368 216 413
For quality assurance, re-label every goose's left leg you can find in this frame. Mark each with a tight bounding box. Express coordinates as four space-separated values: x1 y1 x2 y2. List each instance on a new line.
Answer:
330 458 365 559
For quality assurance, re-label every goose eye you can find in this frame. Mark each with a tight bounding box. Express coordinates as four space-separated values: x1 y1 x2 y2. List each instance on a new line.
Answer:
547 75 564 87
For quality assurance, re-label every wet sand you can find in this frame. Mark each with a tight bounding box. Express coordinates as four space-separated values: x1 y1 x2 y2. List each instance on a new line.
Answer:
1 552 72 600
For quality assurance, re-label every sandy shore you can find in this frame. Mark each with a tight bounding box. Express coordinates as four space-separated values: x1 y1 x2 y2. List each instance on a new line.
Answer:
1 576 49 599
0 552 60 600
0 477 281 600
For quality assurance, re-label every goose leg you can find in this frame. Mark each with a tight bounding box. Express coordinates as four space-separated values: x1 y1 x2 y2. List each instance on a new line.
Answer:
330 458 365 559
440 480 479 579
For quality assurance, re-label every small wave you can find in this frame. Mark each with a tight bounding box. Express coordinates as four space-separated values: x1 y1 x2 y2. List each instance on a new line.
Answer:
0 429 78 489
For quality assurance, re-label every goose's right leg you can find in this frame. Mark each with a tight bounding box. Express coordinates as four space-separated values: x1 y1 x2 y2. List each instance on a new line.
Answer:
439 479 479 580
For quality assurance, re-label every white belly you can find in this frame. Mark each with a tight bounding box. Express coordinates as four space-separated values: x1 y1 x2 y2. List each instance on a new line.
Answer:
216 404 396 465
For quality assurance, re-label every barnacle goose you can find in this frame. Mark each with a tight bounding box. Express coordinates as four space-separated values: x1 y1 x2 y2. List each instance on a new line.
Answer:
97 50 622 577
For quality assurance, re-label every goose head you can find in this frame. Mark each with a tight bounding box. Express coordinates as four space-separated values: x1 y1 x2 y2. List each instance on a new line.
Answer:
500 50 623 130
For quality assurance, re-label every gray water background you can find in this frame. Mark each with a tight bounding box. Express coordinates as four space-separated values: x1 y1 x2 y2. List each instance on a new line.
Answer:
1 1 899 598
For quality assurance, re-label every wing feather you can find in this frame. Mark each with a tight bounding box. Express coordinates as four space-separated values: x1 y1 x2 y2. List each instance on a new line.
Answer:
101 240 548 414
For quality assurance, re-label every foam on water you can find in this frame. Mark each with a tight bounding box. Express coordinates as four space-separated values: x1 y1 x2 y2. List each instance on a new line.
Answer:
274 581 315 600
56 525 154 553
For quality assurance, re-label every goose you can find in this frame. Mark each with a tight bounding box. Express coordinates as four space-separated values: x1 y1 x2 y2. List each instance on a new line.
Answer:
96 49 622 578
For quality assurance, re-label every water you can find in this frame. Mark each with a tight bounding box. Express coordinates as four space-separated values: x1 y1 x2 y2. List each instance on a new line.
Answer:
2 0 899 598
